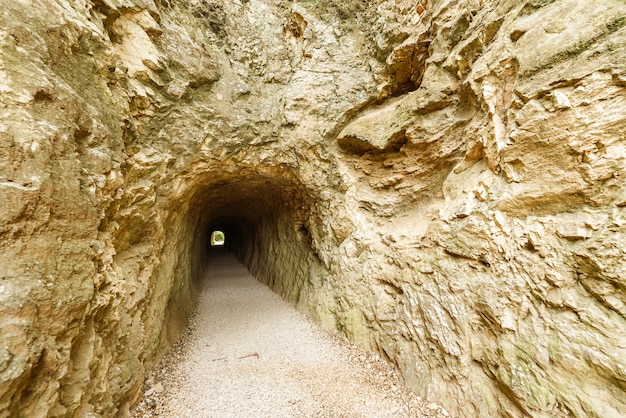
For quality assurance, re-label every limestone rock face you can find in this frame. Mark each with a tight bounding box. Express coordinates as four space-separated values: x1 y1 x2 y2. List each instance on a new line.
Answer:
0 0 625 417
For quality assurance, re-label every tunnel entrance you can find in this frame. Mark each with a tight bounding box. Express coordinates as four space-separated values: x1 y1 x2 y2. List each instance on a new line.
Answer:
164 165 324 358
172 164 324 321
210 230 225 246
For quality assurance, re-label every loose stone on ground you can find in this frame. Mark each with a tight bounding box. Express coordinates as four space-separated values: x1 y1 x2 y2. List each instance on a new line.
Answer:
131 251 450 417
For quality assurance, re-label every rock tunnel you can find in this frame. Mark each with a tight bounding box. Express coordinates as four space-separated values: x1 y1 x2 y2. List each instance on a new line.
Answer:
1 0 626 417
159 164 323 348
198 166 317 289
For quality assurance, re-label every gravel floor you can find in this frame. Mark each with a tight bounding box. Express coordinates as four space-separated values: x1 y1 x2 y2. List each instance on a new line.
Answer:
131 250 451 418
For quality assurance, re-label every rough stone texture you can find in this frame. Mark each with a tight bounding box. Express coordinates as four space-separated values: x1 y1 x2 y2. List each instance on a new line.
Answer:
0 0 624 417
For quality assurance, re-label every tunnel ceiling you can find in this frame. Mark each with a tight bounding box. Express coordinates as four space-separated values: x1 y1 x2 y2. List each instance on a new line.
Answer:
186 165 316 231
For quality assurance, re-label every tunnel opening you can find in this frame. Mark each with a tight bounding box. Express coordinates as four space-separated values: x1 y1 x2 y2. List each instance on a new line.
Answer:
162 164 327 349
192 166 324 305
210 230 225 246
204 216 246 256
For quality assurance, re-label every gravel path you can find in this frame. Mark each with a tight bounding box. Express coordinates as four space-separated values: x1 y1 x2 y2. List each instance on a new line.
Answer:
132 250 451 418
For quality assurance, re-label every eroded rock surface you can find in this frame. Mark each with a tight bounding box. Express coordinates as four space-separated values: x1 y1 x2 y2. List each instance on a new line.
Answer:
0 0 624 417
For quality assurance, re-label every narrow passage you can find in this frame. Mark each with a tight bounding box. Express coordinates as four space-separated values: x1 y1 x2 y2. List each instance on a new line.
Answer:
132 250 450 417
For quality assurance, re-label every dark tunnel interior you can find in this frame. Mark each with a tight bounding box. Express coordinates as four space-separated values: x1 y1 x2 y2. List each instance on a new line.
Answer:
206 217 246 253
180 166 322 306
161 164 331 350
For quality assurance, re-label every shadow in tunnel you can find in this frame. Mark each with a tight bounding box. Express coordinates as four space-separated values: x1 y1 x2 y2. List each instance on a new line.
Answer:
161 168 324 375
179 167 322 320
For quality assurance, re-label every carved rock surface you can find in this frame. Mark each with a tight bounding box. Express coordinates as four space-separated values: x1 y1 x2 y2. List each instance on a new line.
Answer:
0 0 625 417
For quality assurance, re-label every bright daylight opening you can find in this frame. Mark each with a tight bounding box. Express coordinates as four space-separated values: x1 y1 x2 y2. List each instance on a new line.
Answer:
210 230 225 246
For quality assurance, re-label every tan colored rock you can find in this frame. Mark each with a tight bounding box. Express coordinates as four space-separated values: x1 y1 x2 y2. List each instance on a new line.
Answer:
0 0 625 417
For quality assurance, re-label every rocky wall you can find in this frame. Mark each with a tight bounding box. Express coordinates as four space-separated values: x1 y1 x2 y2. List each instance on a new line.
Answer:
0 0 624 417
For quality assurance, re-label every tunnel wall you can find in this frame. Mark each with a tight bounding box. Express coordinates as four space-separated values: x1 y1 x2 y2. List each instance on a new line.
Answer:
1 1 625 417
241 195 313 306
